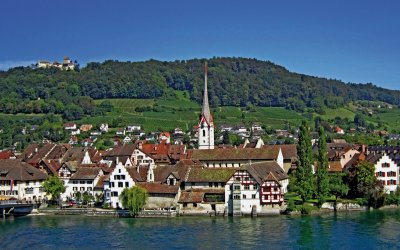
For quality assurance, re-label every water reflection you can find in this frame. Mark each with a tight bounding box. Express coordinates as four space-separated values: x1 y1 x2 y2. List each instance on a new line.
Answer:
1 210 400 249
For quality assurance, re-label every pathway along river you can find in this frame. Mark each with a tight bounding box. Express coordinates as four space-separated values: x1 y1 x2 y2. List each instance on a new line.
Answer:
1 209 400 249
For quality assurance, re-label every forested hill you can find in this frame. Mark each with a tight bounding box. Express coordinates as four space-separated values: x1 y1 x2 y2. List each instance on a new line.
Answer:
0 57 399 119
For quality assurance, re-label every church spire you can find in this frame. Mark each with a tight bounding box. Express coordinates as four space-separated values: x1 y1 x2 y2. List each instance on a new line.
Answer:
202 62 212 124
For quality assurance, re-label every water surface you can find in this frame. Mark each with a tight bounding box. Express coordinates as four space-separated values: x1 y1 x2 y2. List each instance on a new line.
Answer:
1 209 400 249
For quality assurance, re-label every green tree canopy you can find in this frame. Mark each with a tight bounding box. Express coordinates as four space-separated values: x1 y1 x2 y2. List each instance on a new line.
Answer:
42 176 66 204
355 160 384 208
119 186 148 215
316 126 329 207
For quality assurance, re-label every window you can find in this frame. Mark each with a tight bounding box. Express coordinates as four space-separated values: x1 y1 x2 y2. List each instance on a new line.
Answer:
80 181 85 184
203 130 206 137
376 172 385 177
87 181 93 184
388 171 397 177
254 184 259 190
73 181 78 184
80 187 85 191
274 195 278 200
118 169 121 173
110 182 114 187
243 194 247 199
118 182 123 187
263 187 271 192
235 177 240 181
388 180 397 185
244 185 250 190
125 182 129 187
88 187 92 191
274 187 278 192
73 187 78 191
214 183 218 188
234 195 240 200
209 182 213 187
234 185 240 190
193 203 198 207
245 177 250 181
121 175 125 180
111 191 118 197
252 194 256 199
382 163 390 168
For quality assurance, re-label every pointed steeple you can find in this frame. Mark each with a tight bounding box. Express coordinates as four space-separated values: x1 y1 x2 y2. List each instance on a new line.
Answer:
202 62 212 124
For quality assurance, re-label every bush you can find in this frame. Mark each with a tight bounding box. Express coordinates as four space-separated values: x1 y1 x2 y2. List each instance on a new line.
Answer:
356 197 368 206
301 204 314 214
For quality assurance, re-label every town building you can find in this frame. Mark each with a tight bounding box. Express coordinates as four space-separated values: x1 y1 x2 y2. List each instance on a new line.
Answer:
224 161 289 216
366 153 398 193
0 159 48 201
197 63 214 149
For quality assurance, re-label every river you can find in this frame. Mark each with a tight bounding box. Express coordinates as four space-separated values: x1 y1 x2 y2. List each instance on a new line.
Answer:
1 209 400 249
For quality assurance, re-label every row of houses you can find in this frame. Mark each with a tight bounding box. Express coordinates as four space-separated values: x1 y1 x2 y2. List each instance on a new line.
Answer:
0 140 296 215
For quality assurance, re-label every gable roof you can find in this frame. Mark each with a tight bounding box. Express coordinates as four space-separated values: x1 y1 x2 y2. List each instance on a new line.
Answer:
178 191 204 203
0 159 47 181
263 145 297 160
240 161 288 185
186 168 238 183
0 150 15 160
104 144 136 157
70 167 102 180
189 148 280 161
126 167 143 182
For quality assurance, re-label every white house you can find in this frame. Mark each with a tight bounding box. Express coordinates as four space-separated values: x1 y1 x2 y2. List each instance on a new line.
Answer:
100 123 109 133
224 161 289 216
0 160 48 202
63 167 104 200
127 125 141 132
367 153 398 193
190 147 284 169
64 123 77 130
104 161 143 208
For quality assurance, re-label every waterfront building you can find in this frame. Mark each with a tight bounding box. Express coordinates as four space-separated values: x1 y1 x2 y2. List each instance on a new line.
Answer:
197 63 214 150
65 167 104 200
104 161 142 208
0 159 47 201
224 161 289 216
366 153 398 193
189 147 284 169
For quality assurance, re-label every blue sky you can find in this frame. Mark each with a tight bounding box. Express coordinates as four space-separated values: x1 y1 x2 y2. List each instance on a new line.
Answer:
1 0 399 90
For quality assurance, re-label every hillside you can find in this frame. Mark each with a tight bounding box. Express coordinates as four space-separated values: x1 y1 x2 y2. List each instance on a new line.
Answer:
0 57 399 122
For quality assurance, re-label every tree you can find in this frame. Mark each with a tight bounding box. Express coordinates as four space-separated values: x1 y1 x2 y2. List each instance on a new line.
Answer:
316 126 330 207
119 186 148 215
328 173 349 211
293 121 315 202
355 160 384 208
42 176 66 205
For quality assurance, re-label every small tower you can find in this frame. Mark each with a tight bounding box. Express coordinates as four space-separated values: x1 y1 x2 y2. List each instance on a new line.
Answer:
198 62 214 149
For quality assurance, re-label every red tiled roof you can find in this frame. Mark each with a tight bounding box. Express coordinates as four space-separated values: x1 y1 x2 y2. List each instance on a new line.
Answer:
126 167 143 182
178 191 204 203
0 150 14 160
0 159 48 181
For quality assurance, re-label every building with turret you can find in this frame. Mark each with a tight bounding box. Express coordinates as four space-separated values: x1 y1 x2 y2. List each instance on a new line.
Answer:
197 62 214 149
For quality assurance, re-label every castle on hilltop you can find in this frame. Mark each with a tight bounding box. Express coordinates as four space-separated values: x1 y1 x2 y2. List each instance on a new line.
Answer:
37 57 76 70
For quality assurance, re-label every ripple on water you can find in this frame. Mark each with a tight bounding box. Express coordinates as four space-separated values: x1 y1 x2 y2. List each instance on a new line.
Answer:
1 210 400 249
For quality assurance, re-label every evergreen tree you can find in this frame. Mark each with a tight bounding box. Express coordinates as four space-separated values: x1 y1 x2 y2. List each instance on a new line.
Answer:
316 126 330 207
328 173 349 210
293 121 315 202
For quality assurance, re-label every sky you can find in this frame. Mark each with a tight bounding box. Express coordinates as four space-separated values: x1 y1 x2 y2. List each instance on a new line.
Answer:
1 0 399 90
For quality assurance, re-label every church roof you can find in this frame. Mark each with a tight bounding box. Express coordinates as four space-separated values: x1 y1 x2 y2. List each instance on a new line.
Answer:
201 62 213 125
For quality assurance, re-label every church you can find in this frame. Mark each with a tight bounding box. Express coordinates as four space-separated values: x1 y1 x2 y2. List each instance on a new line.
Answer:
197 62 215 150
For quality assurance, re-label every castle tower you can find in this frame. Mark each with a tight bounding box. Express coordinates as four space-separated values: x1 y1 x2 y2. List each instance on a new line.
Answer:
198 62 214 149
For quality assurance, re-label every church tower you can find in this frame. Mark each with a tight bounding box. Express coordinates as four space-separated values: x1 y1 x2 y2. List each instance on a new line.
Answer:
198 62 214 149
